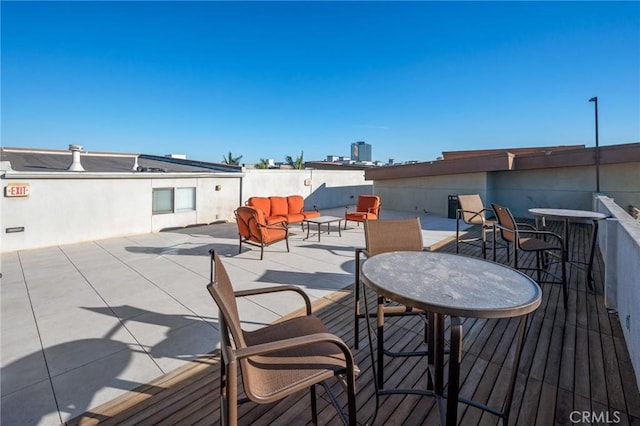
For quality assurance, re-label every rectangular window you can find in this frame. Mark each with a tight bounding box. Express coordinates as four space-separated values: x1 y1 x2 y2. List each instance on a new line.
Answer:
175 187 196 212
152 188 174 214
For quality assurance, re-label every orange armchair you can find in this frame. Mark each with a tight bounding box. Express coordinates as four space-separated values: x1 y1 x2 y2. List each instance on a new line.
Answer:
235 206 289 260
344 195 381 229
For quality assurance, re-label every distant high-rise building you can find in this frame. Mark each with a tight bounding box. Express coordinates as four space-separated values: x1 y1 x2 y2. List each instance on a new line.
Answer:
350 141 372 162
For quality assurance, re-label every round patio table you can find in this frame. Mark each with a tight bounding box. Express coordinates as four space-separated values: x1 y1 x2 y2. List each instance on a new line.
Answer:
361 251 541 426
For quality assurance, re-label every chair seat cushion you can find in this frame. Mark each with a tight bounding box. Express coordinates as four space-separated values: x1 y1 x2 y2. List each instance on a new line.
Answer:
519 237 560 252
284 213 305 223
242 315 357 401
346 212 377 221
265 215 287 225
302 210 321 219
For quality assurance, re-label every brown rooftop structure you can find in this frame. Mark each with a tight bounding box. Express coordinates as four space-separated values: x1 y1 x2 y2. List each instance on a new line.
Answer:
364 143 640 180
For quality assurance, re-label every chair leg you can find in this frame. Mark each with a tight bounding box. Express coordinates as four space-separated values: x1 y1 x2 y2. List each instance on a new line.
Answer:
377 296 385 389
562 254 568 310
347 368 357 426
354 250 362 349
226 360 238 426
238 237 242 254
455 216 460 254
310 384 318 424
481 227 487 259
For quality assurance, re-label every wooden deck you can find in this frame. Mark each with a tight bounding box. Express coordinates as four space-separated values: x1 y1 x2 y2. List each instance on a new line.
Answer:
69 221 640 425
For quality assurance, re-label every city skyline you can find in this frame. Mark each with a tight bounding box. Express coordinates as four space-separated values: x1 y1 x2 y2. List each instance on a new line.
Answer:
2 1 639 164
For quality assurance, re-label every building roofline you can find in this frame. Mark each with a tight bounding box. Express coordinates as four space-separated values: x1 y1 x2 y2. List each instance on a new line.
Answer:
365 142 640 181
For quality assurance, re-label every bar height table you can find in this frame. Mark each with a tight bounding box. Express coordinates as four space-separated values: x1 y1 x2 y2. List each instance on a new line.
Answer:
361 251 541 426
529 208 607 290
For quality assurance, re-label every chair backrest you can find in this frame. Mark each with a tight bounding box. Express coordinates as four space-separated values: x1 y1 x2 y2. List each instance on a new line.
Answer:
356 195 381 216
287 195 304 214
269 196 289 216
491 203 517 243
364 217 424 256
247 197 271 217
235 206 266 242
207 253 247 355
458 194 487 225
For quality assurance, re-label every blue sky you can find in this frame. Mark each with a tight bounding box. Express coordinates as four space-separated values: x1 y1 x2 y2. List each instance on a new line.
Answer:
2 1 639 164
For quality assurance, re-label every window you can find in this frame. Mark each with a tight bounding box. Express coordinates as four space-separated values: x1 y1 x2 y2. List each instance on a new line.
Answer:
152 187 196 214
176 187 196 211
153 188 174 214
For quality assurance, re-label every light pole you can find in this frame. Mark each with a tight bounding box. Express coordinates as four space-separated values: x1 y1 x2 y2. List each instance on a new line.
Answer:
589 97 600 192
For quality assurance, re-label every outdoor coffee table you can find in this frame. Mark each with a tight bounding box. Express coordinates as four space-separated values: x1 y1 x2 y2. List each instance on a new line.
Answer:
302 216 343 242
361 251 541 426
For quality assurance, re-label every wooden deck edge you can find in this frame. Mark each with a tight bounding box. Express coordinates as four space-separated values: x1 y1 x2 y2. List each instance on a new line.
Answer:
67 353 222 425
426 235 457 252
69 288 352 425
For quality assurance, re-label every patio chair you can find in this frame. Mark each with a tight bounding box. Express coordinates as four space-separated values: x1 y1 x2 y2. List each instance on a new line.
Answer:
456 194 509 260
491 204 568 309
234 206 289 260
354 218 428 388
344 195 381 229
207 250 358 426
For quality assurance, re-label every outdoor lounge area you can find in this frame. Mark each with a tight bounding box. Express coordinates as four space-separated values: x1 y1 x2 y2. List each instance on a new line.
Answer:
2 206 639 425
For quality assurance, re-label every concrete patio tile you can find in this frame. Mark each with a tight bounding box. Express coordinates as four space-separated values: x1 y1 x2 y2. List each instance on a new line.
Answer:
30 286 108 321
243 286 320 318
51 348 164 423
129 318 220 373
1 379 61 426
37 313 140 377
1 339 49 397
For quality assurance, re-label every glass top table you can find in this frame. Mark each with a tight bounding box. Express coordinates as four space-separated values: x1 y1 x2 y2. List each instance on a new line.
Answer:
302 215 343 242
361 251 541 425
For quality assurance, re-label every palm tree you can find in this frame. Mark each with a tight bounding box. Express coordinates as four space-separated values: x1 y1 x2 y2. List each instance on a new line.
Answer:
254 158 270 169
222 152 242 165
285 151 304 169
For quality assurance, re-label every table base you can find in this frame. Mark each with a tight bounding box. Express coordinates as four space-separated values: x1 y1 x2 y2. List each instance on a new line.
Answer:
363 290 529 426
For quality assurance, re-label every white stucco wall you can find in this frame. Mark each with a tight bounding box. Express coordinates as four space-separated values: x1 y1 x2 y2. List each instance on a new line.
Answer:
595 194 640 389
0 173 242 252
241 169 372 209
0 169 370 252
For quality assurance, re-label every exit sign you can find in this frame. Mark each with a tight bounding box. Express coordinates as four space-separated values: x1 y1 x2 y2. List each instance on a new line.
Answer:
5 183 30 197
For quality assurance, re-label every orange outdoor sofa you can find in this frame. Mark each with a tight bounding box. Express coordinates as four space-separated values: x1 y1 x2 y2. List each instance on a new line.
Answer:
247 195 320 226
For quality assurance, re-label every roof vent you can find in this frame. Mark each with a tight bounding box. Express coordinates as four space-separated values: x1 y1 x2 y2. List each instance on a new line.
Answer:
68 144 85 171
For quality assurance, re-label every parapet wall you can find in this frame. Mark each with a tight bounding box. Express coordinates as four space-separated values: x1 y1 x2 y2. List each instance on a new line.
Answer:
595 194 640 389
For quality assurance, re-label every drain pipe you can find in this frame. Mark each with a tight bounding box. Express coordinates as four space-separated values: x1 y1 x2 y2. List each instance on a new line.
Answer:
67 144 85 171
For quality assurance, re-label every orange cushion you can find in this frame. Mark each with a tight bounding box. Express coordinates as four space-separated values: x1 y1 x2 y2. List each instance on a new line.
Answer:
346 211 378 222
287 195 304 214
248 197 271 217
303 210 321 219
262 225 287 243
284 213 305 223
266 215 287 225
356 195 380 212
269 196 289 216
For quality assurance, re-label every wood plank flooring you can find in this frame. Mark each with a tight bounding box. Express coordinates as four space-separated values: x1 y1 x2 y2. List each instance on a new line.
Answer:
68 220 640 425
